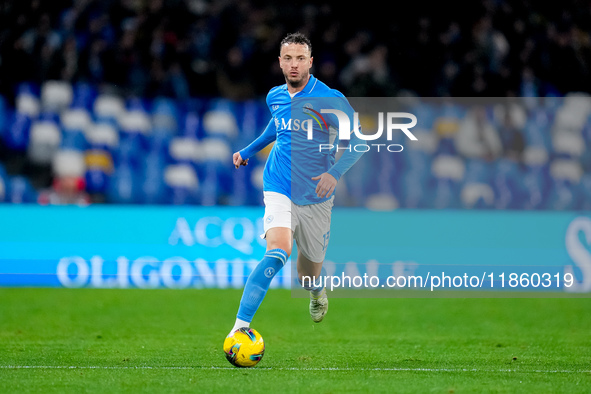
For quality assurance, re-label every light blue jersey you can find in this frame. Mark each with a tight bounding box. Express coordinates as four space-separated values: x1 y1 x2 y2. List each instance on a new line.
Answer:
240 75 364 205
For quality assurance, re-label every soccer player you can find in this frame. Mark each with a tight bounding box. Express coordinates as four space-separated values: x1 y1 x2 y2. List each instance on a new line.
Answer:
228 32 365 336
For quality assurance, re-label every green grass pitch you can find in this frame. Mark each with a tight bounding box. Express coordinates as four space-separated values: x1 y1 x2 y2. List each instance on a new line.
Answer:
0 288 590 393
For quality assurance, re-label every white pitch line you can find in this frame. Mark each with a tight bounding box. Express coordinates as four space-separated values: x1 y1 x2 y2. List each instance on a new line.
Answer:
0 366 589 374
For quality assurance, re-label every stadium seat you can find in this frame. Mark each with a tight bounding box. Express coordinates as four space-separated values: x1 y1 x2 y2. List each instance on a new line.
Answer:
164 163 199 205
493 158 525 210
41 80 73 112
364 193 399 211
61 129 88 151
27 121 62 165
460 159 495 209
181 111 201 139
523 108 552 150
580 174 591 211
202 101 239 140
84 150 113 194
521 147 551 209
71 82 97 111
429 154 465 209
94 94 125 123
546 159 583 210
138 149 167 205
112 135 143 170
250 165 265 194
199 138 233 205
52 149 86 178
169 136 201 165
3 111 32 152
151 96 179 134
16 92 40 118
6 176 38 203
107 163 141 204
235 99 265 145
395 129 435 208
85 123 119 151
119 109 151 134
552 131 585 159
61 108 93 134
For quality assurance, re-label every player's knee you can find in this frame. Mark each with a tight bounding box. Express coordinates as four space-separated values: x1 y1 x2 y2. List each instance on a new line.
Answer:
268 242 291 257
265 228 292 256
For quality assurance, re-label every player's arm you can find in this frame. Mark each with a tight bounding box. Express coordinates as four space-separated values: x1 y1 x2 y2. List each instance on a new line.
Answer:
233 119 277 169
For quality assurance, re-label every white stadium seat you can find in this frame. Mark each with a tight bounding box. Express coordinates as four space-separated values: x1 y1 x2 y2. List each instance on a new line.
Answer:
164 164 199 189
52 149 86 178
41 80 73 111
200 138 231 162
61 108 93 132
27 121 62 164
203 109 238 138
85 123 119 149
169 137 201 162
94 94 125 121
16 93 40 117
119 110 151 134
431 155 465 181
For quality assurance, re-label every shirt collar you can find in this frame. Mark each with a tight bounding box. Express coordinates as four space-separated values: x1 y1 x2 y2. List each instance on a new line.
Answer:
283 74 317 96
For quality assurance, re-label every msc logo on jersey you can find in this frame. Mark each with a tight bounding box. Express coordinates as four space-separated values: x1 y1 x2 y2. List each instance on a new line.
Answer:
274 116 312 132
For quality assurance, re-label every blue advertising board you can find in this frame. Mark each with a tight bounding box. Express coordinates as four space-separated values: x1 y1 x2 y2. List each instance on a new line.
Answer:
0 206 590 293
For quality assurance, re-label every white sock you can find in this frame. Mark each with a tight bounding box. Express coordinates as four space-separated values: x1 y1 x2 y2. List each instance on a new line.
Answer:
229 318 250 336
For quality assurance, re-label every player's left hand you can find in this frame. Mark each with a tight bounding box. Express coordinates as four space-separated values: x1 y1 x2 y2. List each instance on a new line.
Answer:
312 173 337 198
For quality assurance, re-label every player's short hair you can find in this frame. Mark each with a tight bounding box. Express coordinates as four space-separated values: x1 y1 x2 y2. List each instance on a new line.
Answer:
280 32 312 55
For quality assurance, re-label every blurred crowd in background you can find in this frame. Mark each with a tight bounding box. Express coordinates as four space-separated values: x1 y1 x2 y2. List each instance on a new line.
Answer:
0 0 590 209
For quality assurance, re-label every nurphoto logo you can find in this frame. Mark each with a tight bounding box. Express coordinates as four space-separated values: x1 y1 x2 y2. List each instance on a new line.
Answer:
305 107 418 153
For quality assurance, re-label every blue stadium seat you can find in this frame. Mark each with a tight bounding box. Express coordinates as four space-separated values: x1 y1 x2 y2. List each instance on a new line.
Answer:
71 82 97 111
521 147 551 210
198 138 233 205
523 108 552 150
180 111 201 139
545 159 583 210
84 150 113 194
163 163 200 205
61 130 88 151
107 163 141 204
3 111 31 151
429 154 465 209
580 174 591 211
139 151 167 205
6 176 38 204
460 159 495 209
493 158 525 209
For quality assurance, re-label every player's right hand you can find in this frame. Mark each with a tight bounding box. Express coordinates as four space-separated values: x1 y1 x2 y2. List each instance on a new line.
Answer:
233 152 249 169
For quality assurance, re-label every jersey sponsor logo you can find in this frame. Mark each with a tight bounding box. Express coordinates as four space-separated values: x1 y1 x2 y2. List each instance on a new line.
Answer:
274 116 312 132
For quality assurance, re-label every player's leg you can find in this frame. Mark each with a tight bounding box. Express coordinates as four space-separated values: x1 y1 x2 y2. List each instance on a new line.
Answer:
297 251 328 323
294 197 333 322
228 192 294 336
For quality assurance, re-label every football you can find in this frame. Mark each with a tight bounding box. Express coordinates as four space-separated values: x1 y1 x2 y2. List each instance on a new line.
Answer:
223 327 265 367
